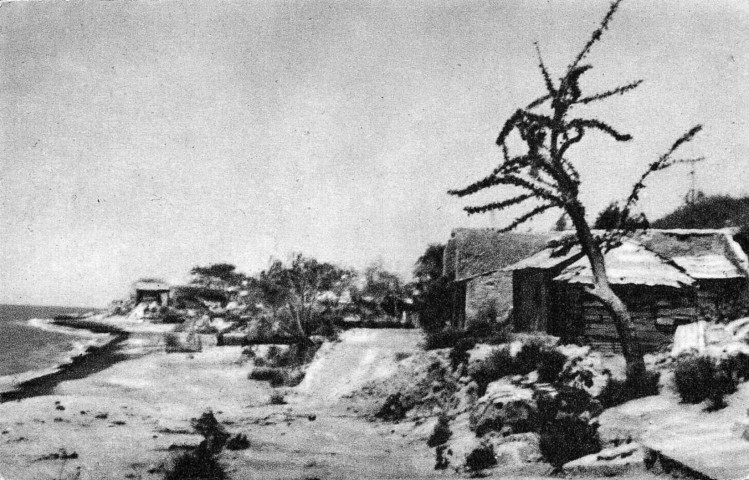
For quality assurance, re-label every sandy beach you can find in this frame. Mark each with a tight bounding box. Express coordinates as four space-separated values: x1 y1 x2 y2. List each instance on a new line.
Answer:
0 328 446 480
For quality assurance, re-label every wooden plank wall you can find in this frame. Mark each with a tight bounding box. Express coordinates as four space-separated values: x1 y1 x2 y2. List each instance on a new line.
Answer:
577 286 697 353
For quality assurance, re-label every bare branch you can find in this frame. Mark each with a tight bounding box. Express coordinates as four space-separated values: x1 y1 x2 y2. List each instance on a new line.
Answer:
494 203 555 229
577 79 644 105
618 125 703 230
448 173 505 197
496 110 524 146
502 174 564 206
568 118 632 142
661 156 706 170
567 0 624 74
464 193 534 215
662 125 703 160
535 42 556 96
558 124 585 159
526 94 551 110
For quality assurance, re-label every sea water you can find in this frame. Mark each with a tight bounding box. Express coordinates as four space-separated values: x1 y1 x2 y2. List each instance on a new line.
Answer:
0 304 96 377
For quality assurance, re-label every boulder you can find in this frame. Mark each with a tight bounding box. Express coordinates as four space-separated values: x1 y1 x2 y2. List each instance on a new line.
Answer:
487 432 542 465
471 381 536 435
563 442 645 477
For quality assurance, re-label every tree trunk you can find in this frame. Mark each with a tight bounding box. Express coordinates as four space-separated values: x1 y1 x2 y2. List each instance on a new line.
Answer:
288 302 306 338
566 201 646 381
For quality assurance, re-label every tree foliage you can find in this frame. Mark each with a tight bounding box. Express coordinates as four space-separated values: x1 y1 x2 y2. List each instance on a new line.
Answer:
652 195 749 229
412 244 455 332
448 0 702 381
190 263 243 285
256 254 352 337
594 202 649 230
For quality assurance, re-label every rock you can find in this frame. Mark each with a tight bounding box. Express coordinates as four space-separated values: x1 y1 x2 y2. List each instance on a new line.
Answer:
486 432 542 465
439 433 484 471
731 419 749 440
450 382 478 414
471 381 536 435
563 443 645 476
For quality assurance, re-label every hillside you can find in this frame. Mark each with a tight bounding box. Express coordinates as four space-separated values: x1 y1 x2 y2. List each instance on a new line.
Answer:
652 195 749 229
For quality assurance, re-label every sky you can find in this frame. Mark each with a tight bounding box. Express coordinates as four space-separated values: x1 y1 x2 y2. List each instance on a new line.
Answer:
1 0 748 307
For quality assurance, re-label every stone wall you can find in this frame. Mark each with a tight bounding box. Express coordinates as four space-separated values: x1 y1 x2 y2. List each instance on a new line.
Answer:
465 270 513 328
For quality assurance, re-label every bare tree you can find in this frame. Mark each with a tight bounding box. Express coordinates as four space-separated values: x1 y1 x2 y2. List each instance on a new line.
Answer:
449 0 702 381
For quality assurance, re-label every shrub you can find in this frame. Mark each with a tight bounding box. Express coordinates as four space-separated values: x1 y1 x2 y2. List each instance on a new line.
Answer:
465 443 497 473
469 347 514 397
719 353 749 383
449 337 476 370
375 392 414 421
465 318 511 345
434 444 450 470
470 347 513 396
674 354 736 407
163 332 202 353
164 445 227 480
191 410 228 453
539 416 600 470
164 410 229 480
162 309 186 324
248 367 287 387
269 390 286 405
225 433 250 451
513 340 544 375
537 348 568 383
266 345 292 367
597 370 660 409
284 368 306 387
424 327 464 350
426 414 452 448
394 352 412 362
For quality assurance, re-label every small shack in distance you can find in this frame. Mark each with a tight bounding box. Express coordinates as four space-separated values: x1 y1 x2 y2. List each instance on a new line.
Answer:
134 281 171 306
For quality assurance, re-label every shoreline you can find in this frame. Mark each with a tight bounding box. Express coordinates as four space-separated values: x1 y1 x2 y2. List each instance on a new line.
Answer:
0 317 130 402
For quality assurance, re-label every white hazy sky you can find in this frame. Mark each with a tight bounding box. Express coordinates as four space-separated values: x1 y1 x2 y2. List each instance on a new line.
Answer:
1 0 748 307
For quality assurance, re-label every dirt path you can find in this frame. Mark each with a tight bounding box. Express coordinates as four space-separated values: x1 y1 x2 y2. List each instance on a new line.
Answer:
295 328 424 404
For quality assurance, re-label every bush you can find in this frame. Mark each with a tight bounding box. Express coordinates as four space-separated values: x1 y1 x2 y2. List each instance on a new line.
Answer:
469 347 514 397
426 414 452 448
674 354 736 407
537 348 568 383
266 345 293 367
375 392 414 421
164 445 226 480
539 416 600 470
269 390 286 405
164 410 229 480
513 341 544 375
164 332 202 353
718 353 749 383
597 370 660 409
225 433 250 451
191 410 228 453
248 367 287 387
424 327 464 350
465 443 497 473
162 309 186 324
449 337 476 370
465 318 511 345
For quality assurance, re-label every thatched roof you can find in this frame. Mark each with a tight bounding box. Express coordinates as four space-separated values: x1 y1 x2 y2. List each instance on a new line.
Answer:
635 229 748 280
554 240 696 288
134 281 170 291
504 244 583 271
444 229 556 282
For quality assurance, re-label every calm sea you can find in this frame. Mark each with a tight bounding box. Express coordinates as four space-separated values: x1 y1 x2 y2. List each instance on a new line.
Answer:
0 304 97 377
